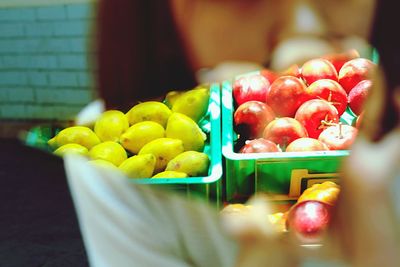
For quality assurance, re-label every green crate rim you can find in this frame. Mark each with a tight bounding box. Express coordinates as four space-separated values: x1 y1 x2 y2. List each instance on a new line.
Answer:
221 80 351 161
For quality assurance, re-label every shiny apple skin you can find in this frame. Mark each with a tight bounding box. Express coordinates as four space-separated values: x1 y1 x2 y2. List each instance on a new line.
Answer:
266 76 309 117
301 58 338 86
321 49 360 73
338 58 375 94
287 200 333 243
263 117 308 149
234 100 276 139
239 138 281 153
285 137 329 152
348 79 372 116
295 99 340 139
305 79 348 116
260 68 280 84
318 124 358 150
233 74 270 106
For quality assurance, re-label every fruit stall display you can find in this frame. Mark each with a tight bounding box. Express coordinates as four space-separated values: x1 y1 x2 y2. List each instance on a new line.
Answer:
222 50 375 203
25 84 223 207
221 181 340 243
24 49 376 235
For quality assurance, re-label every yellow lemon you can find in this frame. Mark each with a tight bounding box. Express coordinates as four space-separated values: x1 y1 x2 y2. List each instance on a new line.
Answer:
171 85 210 122
120 121 165 154
53 143 89 157
119 154 156 178
164 90 184 108
152 171 188 178
89 141 127 166
126 101 172 127
138 137 184 173
48 126 100 149
94 110 129 142
165 151 209 177
165 113 206 152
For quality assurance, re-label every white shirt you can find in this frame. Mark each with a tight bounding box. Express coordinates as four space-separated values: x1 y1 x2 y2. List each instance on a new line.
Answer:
64 154 238 267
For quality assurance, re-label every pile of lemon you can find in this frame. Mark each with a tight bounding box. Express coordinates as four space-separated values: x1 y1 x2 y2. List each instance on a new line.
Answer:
48 86 211 179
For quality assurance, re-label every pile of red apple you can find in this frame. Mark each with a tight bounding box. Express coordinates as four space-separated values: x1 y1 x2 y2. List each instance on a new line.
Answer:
233 50 375 153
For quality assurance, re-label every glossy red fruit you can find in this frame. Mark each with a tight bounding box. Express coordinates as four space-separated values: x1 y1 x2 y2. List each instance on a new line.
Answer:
263 117 308 150
266 76 309 117
338 58 375 94
318 124 358 150
301 58 338 86
348 80 372 116
285 137 329 152
260 68 280 85
321 49 360 73
233 73 270 106
234 101 276 139
295 99 340 139
239 138 281 153
305 79 348 116
281 64 302 78
287 200 333 243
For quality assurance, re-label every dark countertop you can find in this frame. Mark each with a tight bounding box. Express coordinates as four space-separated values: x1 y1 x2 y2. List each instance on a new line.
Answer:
0 138 89 267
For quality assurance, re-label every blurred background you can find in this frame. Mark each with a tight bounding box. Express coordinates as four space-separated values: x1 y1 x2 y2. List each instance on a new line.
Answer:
0 0 97 138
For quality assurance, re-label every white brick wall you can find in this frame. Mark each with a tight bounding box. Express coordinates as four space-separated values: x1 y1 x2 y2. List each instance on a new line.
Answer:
0 2 96 121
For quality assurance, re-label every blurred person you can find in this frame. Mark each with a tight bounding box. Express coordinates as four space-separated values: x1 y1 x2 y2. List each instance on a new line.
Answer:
96 0 376 111
327 1 400 266
3 0 399 267
229 1 400 267
65 0 400 267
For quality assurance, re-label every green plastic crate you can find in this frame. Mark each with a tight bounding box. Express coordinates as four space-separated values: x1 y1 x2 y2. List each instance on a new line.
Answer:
221 79 354 203
24 84 223 207
134 83 223 207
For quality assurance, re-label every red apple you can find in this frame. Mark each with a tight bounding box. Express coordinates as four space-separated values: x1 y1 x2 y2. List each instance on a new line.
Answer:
305 79 348 116
338 58 375 94
286 200 333 243
295 99 340 139
263 117 308 150
321 49 360 73
234 101 276 139
239 138 281 153
301 58 338 86
348 79 372 116
260 68 280 85
318 124 358 150
281 64 302 78
266 76 309 117
233 73 270 106
285 137 329 152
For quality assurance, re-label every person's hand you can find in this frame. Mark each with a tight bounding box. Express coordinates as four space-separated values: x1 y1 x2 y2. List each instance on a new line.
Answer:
328 66 400 267
220 196 303 267
329 127 400 267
